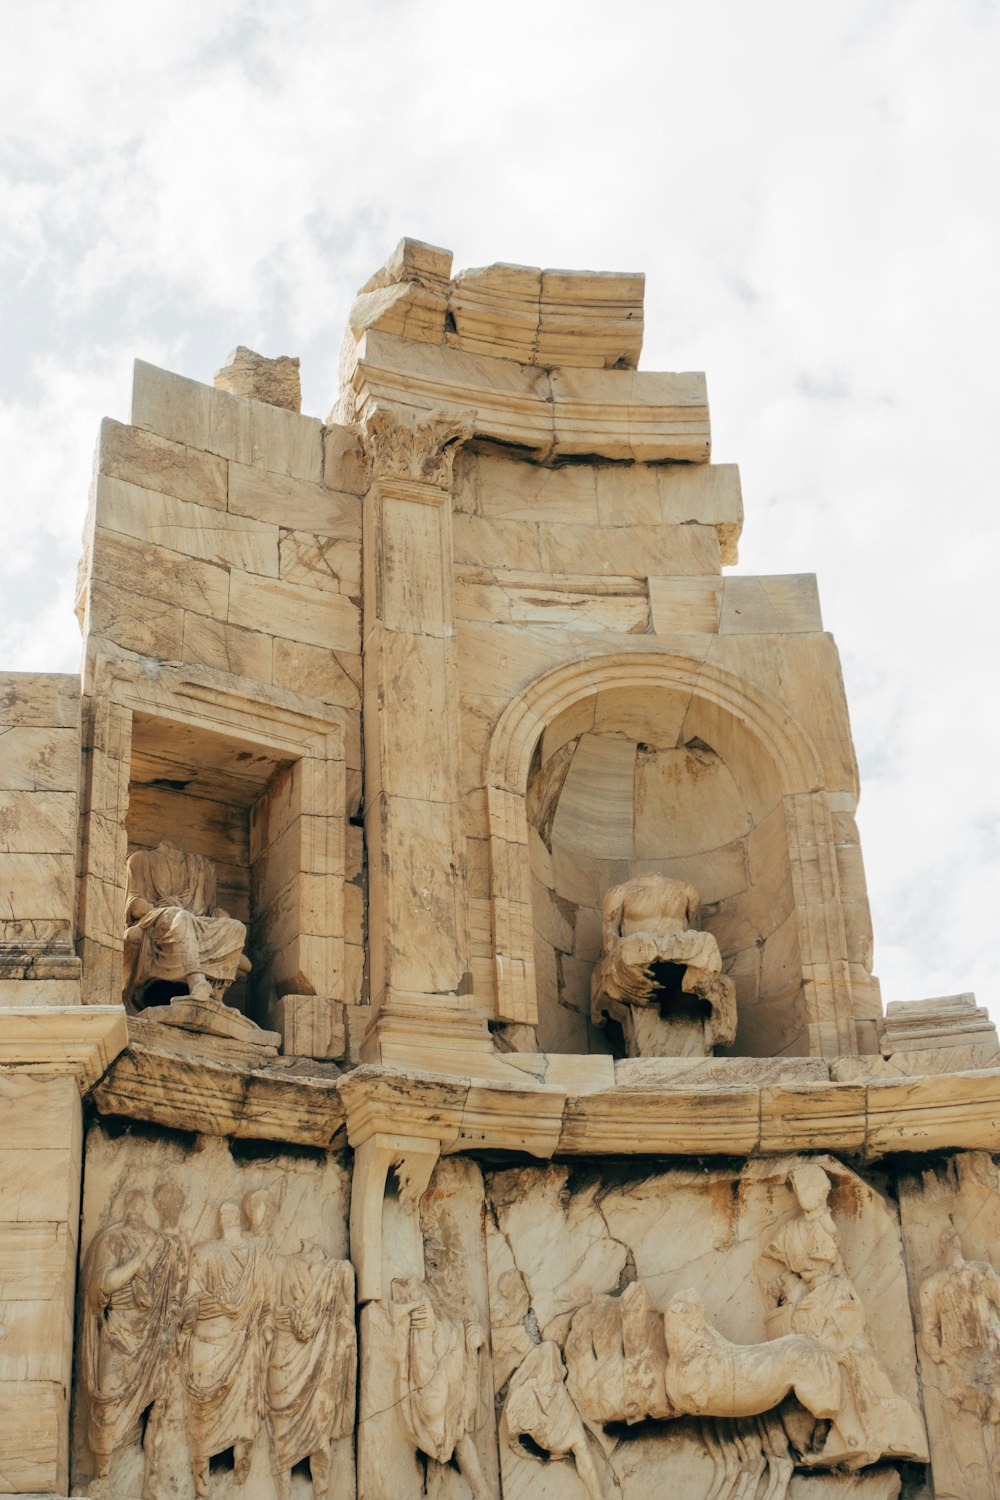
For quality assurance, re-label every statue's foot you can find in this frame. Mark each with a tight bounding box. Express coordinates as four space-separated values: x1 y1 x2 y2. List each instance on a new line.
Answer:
186 974 213 1003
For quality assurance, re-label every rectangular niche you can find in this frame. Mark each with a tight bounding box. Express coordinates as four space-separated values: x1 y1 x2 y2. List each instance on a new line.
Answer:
127 712 296 1023
80 657 346 1022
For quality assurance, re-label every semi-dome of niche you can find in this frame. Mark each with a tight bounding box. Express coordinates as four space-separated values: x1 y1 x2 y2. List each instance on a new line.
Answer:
526 685 802 1058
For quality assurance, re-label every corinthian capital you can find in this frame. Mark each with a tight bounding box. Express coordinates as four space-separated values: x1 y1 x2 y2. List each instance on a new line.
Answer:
362 404 475 489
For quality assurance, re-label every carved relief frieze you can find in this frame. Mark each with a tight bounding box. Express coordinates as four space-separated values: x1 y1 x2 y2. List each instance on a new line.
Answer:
74 1128 354 1500
485 1157 925 1499
899 1150 1000 1498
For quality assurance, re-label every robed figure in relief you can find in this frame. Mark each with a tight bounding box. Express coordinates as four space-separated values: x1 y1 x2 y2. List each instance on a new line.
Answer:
80 1189 185 1478
267 1243 357 1500
390 1276 493 1500
182 1200 273 1497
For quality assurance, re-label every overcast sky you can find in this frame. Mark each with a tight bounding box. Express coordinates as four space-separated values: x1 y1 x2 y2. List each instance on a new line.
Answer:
2 0 998 1025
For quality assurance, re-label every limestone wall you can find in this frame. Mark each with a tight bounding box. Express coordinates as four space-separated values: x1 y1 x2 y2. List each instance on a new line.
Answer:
0 238 996 1499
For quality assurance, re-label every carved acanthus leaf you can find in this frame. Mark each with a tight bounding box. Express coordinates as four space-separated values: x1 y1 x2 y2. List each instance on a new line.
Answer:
363 404 475 489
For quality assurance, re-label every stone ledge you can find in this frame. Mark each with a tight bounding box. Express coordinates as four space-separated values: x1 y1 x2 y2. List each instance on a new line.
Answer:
0 1006 126 1092
349 330 710 464
88 1040 1000 1161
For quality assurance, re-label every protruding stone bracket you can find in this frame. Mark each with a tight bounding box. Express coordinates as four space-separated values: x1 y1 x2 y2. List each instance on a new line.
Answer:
350 1130 440 1304
0 1004 128 1092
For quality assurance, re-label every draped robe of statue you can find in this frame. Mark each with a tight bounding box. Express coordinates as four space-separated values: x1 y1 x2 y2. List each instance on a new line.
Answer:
81 1204 177 1473
123 842 247 1007
267 1246 357 1476
762 1193 925 1468
591 873 736 1056
183 1218 273 1476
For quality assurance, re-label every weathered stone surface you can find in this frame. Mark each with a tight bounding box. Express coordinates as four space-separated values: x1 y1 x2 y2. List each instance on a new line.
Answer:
215 345 302 411
3 237 994 1498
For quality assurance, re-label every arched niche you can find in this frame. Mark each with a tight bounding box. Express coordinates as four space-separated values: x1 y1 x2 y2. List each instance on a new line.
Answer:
486 653 857 1059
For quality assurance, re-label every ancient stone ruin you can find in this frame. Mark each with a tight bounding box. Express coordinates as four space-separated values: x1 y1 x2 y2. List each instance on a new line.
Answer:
1 237 998 1498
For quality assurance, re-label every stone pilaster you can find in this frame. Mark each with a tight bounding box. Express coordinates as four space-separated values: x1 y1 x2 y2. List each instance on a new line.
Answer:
360 406 494 1067
0 1007 126 1496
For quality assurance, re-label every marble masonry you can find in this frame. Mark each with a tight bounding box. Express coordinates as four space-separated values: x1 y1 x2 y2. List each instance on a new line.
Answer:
1 241 998 1500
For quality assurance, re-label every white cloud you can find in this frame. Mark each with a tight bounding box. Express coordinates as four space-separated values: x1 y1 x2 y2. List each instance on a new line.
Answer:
2 0 999 1022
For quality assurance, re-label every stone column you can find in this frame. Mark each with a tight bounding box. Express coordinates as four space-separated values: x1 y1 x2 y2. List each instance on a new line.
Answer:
0 1007 126 1495
360 406 498 1068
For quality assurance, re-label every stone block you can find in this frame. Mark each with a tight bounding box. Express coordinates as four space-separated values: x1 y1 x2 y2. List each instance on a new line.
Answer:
278 529 360 594
658 463 742 563
371 489 452 636
90 526 230 618
709 632 859 799
364 628 461 804
0 1292 73 1383
214 345 301 411
536 267 645 369
649 575 723 634
0 978 80 1007
720 573 822 634
537 519 721 576
550 365 710 462
0 1223 72 1301
452 513 542 570
208 384 322 480
0 726 79 793
0 853 75 921
0 1380 64 1492
97 417 227 509
229 460 361 534
0 674 79 730
449 262 541 364
366 793 465 998
322 421 369 494
228 570 360 652
97 473 278 575
131 358 212 451
269 993 345 1058
476 449 600 524
272 638 360 710
271 931 341 999
180 612 274 682
0 792 77 854
352 329 555 455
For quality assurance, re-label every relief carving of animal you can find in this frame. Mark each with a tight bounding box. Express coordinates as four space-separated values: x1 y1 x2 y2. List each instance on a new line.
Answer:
663 1289 841 1422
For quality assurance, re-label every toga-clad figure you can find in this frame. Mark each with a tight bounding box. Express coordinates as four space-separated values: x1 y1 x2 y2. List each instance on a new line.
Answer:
920 1225 1000 1420
80 1189 180 1479
123 841 249 1009
390 1276 492 1500
182 1200 273 1497
267 1243 357 1500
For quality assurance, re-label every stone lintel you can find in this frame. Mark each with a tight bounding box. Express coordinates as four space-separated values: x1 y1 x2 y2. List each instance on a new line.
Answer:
349 330 710 465
84 1040 1000 1162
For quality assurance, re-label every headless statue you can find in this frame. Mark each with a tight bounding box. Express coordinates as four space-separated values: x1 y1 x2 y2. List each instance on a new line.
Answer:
591 873 736 1057
123 842 250 1010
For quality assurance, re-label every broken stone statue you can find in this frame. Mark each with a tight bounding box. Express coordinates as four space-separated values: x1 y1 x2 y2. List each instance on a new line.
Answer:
123 841 263 1043
591 872 737 1056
